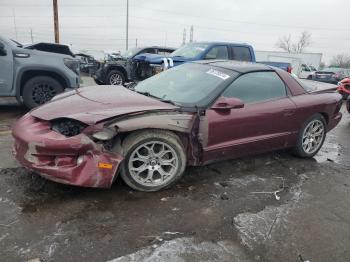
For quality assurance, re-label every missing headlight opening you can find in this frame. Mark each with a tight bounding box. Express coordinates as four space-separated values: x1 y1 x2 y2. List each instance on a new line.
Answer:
51 118 87 137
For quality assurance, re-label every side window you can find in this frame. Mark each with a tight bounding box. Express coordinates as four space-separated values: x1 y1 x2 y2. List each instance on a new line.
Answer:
301 64 310 71
232 46 252 62
204 46 229 60
222 72 287 104
158 49 173 56
143 48 156 54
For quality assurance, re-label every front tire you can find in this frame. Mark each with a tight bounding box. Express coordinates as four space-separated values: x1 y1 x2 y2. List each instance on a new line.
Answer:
106 70 125 85
22 76 64 109
120 130 186 192
294 114 326 158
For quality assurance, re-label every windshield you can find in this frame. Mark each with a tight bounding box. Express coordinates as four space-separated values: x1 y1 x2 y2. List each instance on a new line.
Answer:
309 65 317 71
9 39 23 48
134 63 237 107
170 43 209 59
121 47 142 58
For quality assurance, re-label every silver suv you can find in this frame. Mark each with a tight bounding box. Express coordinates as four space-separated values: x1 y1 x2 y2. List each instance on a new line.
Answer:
0 36 79 108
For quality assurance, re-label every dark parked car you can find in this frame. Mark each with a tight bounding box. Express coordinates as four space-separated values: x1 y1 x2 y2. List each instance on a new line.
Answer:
13 61 342 191
93 46 175 85
75 53 101 75
313 67 350 84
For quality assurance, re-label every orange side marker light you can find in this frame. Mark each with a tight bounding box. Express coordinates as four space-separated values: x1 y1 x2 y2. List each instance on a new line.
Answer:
98 162 113 169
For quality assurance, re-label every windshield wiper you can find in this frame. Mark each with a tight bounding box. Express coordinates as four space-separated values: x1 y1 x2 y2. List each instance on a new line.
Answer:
158 98 179 106
135 91 179 106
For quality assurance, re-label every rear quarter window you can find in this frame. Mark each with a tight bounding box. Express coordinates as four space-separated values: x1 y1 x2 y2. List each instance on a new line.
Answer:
223 71 287 104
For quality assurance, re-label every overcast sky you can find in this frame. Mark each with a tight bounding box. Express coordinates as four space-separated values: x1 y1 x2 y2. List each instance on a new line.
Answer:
0 0 349 62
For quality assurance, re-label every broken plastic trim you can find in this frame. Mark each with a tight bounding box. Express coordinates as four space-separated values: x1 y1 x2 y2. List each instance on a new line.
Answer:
92 128 117 141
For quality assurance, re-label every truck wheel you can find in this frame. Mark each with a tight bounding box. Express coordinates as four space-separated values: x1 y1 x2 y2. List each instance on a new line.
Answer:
22 76 64 108
120 130 186 192
293 114 326 158
107 70 125 85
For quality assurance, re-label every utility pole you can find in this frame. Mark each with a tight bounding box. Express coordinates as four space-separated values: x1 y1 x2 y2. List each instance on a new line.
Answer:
189 25 193 43
126 0 129 50
53 0 59 43
12 8 18 40
135 38 137 48
30 28 34 43
182 28 186 45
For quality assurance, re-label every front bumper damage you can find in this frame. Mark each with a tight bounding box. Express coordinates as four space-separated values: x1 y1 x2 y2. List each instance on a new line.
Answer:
12 114 123 188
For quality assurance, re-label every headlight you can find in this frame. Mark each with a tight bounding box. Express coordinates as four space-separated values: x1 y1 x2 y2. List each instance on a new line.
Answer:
92 128 116 141
64 58 80 75
52 118 87 137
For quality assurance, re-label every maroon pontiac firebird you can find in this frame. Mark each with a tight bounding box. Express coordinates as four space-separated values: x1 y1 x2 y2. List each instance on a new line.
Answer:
12 61 342 191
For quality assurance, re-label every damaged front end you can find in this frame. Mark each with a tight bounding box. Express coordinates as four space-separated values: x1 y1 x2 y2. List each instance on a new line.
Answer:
12 109 205 188
12 114 122 188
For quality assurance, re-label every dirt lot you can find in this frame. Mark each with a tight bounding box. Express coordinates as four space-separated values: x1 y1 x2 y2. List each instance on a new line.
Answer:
0 81 350 261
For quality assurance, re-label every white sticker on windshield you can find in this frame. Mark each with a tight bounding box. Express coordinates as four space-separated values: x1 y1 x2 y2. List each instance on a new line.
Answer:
206 69 230 80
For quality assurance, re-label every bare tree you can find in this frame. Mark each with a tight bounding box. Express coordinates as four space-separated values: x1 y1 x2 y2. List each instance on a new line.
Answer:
276 31 312 53
330 54 350 68
276 34 293 53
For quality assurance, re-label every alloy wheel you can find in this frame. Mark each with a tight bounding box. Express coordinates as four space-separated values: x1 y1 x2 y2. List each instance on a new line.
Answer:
109 73 123 85
302 119 325 154
128 141 179 187
32 83 58 105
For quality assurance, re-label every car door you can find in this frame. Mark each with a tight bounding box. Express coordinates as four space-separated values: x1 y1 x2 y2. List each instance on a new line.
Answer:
0 40 13 95
202 71 297 163
203 45 229 60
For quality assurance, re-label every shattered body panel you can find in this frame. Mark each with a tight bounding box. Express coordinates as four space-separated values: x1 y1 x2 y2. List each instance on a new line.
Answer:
12 114 122 188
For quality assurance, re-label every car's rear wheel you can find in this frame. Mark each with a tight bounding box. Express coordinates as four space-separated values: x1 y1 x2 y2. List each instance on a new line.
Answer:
120 130 186 192
294 114 326 158
107 70 125 85
22 76 64 109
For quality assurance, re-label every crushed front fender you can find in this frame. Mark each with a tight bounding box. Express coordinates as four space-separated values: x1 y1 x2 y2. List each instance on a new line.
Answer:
12 114 123 188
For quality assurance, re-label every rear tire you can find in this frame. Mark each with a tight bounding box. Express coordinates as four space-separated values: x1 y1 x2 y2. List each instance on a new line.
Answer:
120 130 186 192
293 114 326 158
22 76 64 109
106 70 125 85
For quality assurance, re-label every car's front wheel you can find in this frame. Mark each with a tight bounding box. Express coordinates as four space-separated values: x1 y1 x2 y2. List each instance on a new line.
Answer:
107 70 125 85
294 114 326 158
120 130 186 192
22 76 64 109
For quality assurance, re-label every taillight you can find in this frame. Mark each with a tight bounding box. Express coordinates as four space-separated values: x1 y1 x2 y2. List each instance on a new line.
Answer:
287 66 292 74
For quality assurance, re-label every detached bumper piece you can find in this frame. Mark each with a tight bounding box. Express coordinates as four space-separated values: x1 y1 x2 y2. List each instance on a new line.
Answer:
12 114 123 188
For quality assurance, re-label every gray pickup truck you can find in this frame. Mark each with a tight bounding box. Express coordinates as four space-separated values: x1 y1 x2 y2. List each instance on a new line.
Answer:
0 36 80 108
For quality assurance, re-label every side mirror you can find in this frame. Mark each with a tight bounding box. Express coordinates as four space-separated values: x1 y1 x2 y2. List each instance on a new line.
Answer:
211 97 244 111
0 44 7 56
0 43 6 56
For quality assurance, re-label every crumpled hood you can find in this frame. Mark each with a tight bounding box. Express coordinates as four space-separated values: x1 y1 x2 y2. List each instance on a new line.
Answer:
30 86 178 125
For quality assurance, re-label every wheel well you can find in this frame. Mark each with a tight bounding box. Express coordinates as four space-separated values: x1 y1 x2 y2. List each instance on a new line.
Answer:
107 66 127 80
20 70 68 95
319 112 329 124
